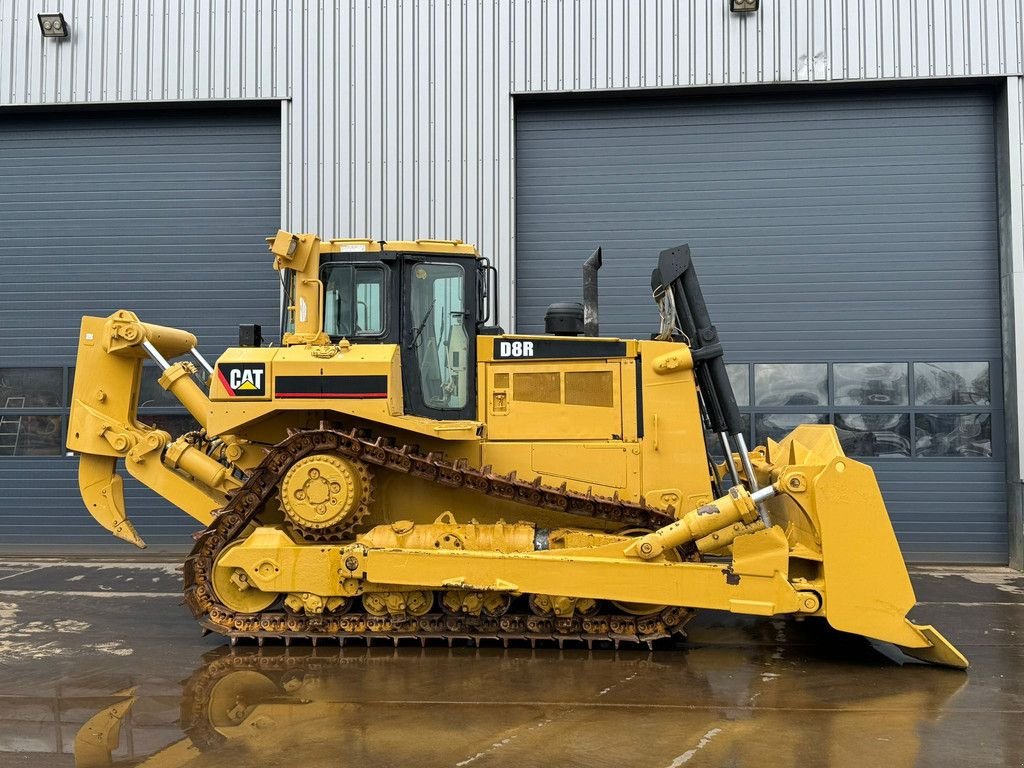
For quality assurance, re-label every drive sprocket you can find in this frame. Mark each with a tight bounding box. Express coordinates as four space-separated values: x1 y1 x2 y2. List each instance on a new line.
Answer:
280 453 372 536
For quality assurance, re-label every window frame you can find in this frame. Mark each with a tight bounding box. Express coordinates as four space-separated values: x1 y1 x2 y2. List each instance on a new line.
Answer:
399 254 479 422
406 259 470 411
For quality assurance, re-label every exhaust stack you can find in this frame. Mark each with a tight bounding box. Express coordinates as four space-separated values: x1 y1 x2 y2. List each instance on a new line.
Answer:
582 247 602 336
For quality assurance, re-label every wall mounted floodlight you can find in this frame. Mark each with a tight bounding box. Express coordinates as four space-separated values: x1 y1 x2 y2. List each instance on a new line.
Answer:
37 13 69 38
730 0 759 12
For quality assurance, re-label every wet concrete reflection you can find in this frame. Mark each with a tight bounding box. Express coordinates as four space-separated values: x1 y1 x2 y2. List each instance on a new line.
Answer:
0 563 1019 767
66 632 981 768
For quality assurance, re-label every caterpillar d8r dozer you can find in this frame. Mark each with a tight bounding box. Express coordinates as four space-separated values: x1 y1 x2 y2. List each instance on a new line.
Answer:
67 230 967 668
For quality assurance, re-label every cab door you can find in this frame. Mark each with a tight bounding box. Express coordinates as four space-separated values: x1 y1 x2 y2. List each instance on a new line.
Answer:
400 256 479 421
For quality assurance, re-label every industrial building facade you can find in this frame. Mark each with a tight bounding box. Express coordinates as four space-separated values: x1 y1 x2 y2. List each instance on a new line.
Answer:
1 2 1023 567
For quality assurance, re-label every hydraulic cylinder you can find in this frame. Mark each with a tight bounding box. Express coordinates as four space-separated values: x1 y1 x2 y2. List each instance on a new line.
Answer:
628 485 776 560
157 362 210 429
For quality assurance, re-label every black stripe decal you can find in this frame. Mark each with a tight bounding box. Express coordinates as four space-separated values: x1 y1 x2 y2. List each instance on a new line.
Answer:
493 337 627 360
275 375 388 399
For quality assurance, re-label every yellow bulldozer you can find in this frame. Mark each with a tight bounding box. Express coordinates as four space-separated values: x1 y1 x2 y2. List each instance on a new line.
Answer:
66 230 967 667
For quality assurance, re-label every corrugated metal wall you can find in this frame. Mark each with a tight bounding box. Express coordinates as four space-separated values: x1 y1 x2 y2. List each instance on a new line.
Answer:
6 1 1022 108
0 0 289 104
4 2 1024 328
506 1 1023 89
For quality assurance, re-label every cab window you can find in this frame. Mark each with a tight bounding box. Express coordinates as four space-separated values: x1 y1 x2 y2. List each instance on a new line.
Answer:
322 264 386 338
407 262 469 410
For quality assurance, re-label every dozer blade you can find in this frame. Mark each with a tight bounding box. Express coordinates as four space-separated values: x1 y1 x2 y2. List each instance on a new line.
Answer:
764 425 968 669
898 623 969 669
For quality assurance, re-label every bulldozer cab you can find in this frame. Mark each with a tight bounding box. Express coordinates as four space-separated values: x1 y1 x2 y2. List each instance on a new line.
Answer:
283 239 496 421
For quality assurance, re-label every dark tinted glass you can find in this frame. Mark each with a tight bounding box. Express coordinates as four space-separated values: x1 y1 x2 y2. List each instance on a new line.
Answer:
704 414 752 461
755 413 829 445
323 264 386 337
835 413 911 457
754 364 827 406
914 363 990 406
138 366 186 408
0 414 63 456
915 413 992 457
835 363 908 406
0 368 63 408
727 364 749 407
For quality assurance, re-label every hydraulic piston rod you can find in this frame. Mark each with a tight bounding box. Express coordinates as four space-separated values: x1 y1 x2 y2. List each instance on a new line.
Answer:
733 431 770 527
189 348 215 375
718 431 742 488
627 485 777 560
142 340 212 429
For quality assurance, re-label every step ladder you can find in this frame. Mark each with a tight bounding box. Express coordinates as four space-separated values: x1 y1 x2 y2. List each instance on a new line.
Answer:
0 397 26 456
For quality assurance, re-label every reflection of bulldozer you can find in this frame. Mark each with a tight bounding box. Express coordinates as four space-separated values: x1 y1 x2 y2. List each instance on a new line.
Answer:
915 413 992 457
67 232 965 666
74 644 968 768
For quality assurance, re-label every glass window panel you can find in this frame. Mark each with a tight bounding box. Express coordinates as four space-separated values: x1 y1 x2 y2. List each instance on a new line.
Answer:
325 265 354 336
753 364 827 406
323 264 387 338
754 413 829 445
0 368 63 408
137 366 186 409
0 415 62 456
914 362 991 406
142 413 201 437
834 363 908 406
915 413 992 458
727 364 749 407
834 413 911 458
704 415 751 461
354 268 385 334
409 262 468 409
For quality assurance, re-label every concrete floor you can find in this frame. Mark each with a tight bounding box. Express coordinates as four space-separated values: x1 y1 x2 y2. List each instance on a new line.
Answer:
0 561 1020 768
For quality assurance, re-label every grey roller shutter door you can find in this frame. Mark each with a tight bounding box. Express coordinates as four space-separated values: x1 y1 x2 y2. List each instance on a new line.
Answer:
0 106 281 554
515 88 1006 564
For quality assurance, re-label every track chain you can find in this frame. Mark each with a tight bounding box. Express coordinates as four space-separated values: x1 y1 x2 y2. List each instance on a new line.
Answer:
183 425 691 646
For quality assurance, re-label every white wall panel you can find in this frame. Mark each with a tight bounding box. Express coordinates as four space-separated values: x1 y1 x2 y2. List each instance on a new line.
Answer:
0 0 289 105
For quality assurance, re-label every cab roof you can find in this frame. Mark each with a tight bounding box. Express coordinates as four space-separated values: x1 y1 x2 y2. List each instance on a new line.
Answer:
320 238 480 257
